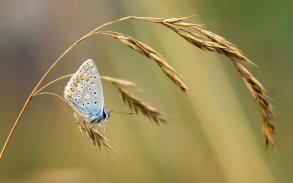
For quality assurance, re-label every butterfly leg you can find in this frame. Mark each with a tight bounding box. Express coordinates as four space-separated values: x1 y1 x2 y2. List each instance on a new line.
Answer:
97 122 106 134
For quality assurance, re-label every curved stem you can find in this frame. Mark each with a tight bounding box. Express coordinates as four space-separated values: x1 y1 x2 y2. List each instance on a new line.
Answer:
34 92 73 110
34 74 74 95
0 16 162 159
0 32 97 159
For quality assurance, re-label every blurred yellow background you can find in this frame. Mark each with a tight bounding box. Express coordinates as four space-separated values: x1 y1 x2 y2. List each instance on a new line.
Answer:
0 0 291 182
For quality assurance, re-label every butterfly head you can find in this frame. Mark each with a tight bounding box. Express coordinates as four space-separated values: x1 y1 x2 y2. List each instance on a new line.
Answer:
103 110 111 121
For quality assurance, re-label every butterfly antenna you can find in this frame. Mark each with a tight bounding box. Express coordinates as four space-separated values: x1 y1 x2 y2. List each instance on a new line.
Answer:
109 110 133 115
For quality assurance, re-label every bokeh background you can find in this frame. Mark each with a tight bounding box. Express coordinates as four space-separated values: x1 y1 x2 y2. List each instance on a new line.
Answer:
0 0 292 182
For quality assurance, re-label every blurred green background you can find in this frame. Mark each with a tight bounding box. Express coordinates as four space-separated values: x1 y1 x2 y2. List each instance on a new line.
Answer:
0 0 292 182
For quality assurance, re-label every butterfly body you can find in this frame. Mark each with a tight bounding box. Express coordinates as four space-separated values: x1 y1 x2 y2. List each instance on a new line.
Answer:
64 59 110 124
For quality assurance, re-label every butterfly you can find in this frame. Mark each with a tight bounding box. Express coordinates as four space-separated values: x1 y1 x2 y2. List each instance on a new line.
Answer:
64 59 110 124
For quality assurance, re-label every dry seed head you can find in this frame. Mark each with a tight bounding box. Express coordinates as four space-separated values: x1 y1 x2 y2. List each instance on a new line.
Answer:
117 88 167 124
114 34 177 73
234 61 275 148
74 113 112 150
158 16 275 148
162 69 189 92
109 33 188 92
161 19 257 66
102 76 167 124
101 76 141 91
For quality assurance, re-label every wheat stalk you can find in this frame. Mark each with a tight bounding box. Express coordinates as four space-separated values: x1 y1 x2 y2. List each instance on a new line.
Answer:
0 16 276 159
117 88 166 124
97 31 188 92
34 76 166 146
136 16 275 148
104 76 167 124
34 92 112 150
101 76 167 124
34 74 140 94
34 74 164 125
233 61 275 149
165 22 256 66
74 113 112 150
34 74 165 147
164 18 275 148
102 76 167 124
132 16 256 66
100 76 141 91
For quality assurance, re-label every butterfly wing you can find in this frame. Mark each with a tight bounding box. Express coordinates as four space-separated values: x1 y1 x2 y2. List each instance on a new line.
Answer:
64 59 104 122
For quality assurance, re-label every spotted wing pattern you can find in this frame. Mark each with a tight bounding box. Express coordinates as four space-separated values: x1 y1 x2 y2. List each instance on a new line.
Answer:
64 59 104 123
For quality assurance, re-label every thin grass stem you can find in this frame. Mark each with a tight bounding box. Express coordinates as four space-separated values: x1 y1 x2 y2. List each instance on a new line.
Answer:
34 74 74 95
34 92 72 109
0 15 275 159
0 16 160 159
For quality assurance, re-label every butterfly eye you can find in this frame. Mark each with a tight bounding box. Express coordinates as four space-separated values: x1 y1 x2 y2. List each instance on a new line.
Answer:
93 76 97 79
87 102 90 105
93 91 97 95
74 99 78 102
88 87 92 91
90 75 93 78
83 83 86 87
77 95 81 98
94 101 97 105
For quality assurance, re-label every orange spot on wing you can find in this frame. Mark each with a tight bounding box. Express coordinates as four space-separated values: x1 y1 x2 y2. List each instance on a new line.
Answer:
70 88 75 92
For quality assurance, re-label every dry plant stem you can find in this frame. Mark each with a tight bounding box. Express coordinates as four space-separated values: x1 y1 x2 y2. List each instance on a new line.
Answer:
0 16 275 159
35 73 161 127
35 74 74 95
34 74 161 126
96 31 188 92
35 92 112 150
34 92 71 108
97 31 178 74
34 74 162 126
148 17 275 148
34 74 140 95
0 16 168 159
0 33 96 159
